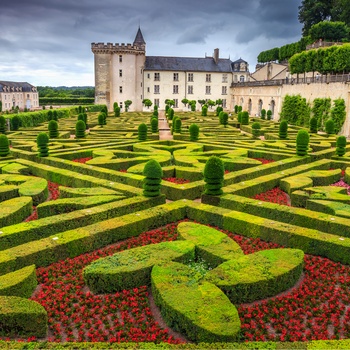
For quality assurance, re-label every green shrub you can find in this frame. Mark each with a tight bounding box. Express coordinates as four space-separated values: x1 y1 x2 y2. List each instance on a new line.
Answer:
47 110 53 121
190 101 196 111
0 116 6 134
174 118 182 133
325 118 335 135
11 116 20 131
143 159 163 197
189 123 199 141
48 120 59 138
168 108 174 120
251 122 261 138
75 120 86 139
237 112 243 123
36 132 49 157
151 117 158 133
114 106 120 117
216 106 223 116
234 105 239 114
241 111 249 125
98 112 105 127
0 134 10 157
309 116 318 133
138 123 147 141
202 105 208 116
296 129 310 156
279 120 288 139
336 136 347 156
267 110 272 120
203 156 224 196
261 109 266 120
53 110 58 121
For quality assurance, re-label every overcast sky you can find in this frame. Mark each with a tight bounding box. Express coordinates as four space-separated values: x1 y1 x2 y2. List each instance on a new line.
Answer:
0 0 303 87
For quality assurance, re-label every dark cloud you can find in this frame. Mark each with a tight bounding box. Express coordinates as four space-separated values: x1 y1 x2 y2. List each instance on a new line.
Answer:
0 0 303 85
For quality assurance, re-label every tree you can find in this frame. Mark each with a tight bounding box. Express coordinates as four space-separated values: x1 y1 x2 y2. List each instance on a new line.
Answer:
142 159 163 197
202 105 208 116
37 132 49 157
124 100 132 112
336 136 347 156
296 130 310 156
309 21 349 42
0 116 6 134
143 99 152 109
203 156 224 196
207 100 215 109
198 99 206 107
331 98 346 133
181 98 189 107
0 101 2 112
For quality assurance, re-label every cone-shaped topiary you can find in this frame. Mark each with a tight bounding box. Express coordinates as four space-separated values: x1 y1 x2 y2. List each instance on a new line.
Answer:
296 129 310 156
0 116 6 134
98 113 105 127
168 108 174 120
309 116 318 133
325 118 335 135
114 106 120 117
151 118 158 133
171 116 178 134
261 109 266 120
279 120 288 139
203 156 224 195
336 136 347 156
138 123 147 141
75 120 86 138
252 122 261 138
36 132 49 157
189 123 199 141
267 110 272 120
48 120 59 138
241 111 249 125
174 118 182 133
221 112 228 127
0 134 10 157
201 105 208 116
142 159 163 197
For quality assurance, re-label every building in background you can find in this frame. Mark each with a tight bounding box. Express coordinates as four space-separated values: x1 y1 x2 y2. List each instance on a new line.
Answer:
0 81 39 112
92 28 249 111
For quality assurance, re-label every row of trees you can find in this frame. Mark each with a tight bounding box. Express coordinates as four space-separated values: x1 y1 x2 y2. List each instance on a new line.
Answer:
289 43 350 75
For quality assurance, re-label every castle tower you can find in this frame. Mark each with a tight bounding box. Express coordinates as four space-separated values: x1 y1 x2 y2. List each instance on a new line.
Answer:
91 28 146 111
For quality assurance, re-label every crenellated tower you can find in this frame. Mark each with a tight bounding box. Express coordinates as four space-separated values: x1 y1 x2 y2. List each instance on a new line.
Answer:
91 27 146 111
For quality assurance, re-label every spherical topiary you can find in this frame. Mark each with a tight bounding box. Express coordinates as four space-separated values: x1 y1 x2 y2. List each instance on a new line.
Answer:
138 123 148 141
309 116 318 133
296 129 310 156
0 116 6 134
75 120 86 138
142 159 163 197
0 134 10 157
252 122 261 138
241 111 249 125
11 116 20 131
174 118 182 133
267 110 272 120
279 120 288 139
203 156 225 195
336 136 347 156
151 118 158 133
48 120 59 138
189 123 199 141
36 132 49 157
325 118 335 135
202 105 208 116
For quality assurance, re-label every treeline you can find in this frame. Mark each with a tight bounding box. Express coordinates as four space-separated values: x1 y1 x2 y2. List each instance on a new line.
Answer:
39 97 95 106
37 86 95 98
289 43 350 75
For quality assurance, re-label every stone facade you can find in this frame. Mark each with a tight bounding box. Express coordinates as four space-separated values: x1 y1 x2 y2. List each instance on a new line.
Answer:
92 28 250 112
0 81 39 111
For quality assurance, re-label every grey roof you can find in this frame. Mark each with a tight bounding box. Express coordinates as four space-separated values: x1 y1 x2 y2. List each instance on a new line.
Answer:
0 81 36 92
144 56 233 72
133 27 146 46
232 58 247 64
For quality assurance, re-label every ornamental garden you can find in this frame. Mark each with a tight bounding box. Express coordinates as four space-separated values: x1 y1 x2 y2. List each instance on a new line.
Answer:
1 104 350 349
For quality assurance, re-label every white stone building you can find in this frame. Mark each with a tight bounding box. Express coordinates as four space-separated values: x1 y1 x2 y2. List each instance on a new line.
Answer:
92 28 249 111
0 81 39 112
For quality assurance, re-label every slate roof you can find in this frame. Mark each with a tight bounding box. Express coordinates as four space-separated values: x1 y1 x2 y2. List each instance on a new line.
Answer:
0 81 36 92
144 56 233 72
133 27 146 46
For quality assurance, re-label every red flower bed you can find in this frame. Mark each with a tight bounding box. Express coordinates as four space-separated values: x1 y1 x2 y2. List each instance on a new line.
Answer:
252 158 275 165
72 157 93 164
162 177 190 184
253 187 290 206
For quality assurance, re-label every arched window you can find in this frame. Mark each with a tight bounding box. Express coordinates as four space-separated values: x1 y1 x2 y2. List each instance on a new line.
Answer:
240 75 245 82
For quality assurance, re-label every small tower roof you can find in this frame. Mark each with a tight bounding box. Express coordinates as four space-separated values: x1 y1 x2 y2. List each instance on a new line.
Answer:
133 27 146 46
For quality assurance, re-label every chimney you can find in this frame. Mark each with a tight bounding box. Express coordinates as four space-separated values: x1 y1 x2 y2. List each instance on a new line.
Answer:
213 48 219 64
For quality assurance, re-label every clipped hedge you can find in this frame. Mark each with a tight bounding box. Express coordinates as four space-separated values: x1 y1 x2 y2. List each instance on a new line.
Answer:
0 197 33 228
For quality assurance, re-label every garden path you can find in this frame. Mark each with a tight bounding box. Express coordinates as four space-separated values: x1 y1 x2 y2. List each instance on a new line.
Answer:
158 111 173 140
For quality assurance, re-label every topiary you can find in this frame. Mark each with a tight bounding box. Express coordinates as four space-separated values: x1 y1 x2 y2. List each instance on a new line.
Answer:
251 122 261 138
296 129 310 156
36 132 49 157
142 159 163 197
234 105 239 114
189 123 199 141
237 112 243 124
0 116 6 134
11 116 20 131
48 120 59 138
168 108 174 120
53 110 58 121
261 109 266 120
201 105 208 116
267 110 272 120
151 118 158 133
171 116 178 134
325 118 335 135
309 116 318 133
78 113 85 122
98 113 105 127
114 106 120 117
0 134 10 157
83 113 88 129
153 110 158 118
138 123 148 141
241 111 249 125
75 120 86 138
174 118 182 133
47 110 53 121
279 120 288 139
336 136 347 156
216 106 223 116
203 156 224 196
221 112 228 127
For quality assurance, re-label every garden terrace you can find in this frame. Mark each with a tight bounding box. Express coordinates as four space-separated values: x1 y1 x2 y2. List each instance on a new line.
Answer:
1 108 350 348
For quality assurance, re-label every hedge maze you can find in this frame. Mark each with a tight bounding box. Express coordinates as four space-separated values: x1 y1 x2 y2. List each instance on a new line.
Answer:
1 109 350 348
